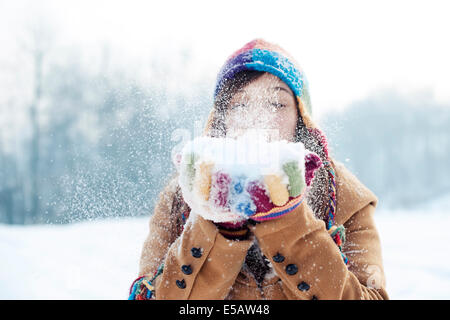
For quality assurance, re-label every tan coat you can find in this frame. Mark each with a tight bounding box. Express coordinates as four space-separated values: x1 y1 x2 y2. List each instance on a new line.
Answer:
138 157 389 300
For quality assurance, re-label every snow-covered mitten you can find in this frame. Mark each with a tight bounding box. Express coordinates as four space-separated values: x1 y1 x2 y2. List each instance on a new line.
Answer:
178 136 323 225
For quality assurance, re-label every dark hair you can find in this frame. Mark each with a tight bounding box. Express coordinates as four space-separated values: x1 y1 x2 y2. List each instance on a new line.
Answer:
211 70 307 144
215 70 266 115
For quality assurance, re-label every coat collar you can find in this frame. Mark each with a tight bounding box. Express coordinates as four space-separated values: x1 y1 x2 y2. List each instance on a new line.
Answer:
330 158 379 226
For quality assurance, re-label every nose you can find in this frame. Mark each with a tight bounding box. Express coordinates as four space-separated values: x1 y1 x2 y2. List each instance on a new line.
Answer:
226 100 279 140
243 102 275 126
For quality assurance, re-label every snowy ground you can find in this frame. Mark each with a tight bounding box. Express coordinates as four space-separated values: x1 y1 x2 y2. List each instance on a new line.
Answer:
1 199 450 299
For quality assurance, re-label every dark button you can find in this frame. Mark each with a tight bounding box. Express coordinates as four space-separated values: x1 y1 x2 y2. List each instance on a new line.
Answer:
311 295 318 300
176 279 186 289
191 247 202 258
285 264 298 275
297 281 310 291
181 264 193 275
272 253 285 263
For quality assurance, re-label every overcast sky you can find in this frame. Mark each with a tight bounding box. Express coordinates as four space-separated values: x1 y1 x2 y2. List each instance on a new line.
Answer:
1 0 449 119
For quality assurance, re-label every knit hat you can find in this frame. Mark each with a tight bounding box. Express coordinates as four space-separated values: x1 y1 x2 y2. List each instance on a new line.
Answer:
214 38 313 120
203 38 349 266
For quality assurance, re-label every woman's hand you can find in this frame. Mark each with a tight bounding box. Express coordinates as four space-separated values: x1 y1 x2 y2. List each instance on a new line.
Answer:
176 137 323 224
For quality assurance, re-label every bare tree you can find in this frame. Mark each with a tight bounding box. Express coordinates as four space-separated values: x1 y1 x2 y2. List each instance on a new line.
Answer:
20 20 54 223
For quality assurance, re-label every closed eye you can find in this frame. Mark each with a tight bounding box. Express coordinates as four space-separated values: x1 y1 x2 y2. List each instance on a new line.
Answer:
230 103 248 110
271 102 286 109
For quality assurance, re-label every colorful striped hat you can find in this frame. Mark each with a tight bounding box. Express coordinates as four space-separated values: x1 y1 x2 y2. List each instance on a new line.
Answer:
204 38 349 266
214 38 314 123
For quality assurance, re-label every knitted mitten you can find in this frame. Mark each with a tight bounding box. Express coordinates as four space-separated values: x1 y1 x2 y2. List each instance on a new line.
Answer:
304 152 322 186
178 137 323 225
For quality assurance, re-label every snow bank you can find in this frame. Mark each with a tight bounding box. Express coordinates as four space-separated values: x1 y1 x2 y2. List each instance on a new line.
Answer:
0 217 149 299
375 208 450 299
1 205 449 299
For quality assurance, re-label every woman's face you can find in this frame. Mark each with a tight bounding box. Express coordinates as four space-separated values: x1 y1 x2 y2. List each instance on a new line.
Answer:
224 73 298 142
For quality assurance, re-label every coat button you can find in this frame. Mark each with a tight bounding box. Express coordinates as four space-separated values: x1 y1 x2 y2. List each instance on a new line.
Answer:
181 265 193 275
297 281 310 291
191 247 202 258
272 253 285 263
285 264 298 275
176 279 186 289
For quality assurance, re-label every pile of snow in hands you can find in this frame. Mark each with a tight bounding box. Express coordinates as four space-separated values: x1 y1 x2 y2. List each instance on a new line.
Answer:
175 132 316 223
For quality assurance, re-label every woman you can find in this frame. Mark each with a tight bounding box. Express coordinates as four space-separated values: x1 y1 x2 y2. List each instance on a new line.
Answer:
129 38 389 300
